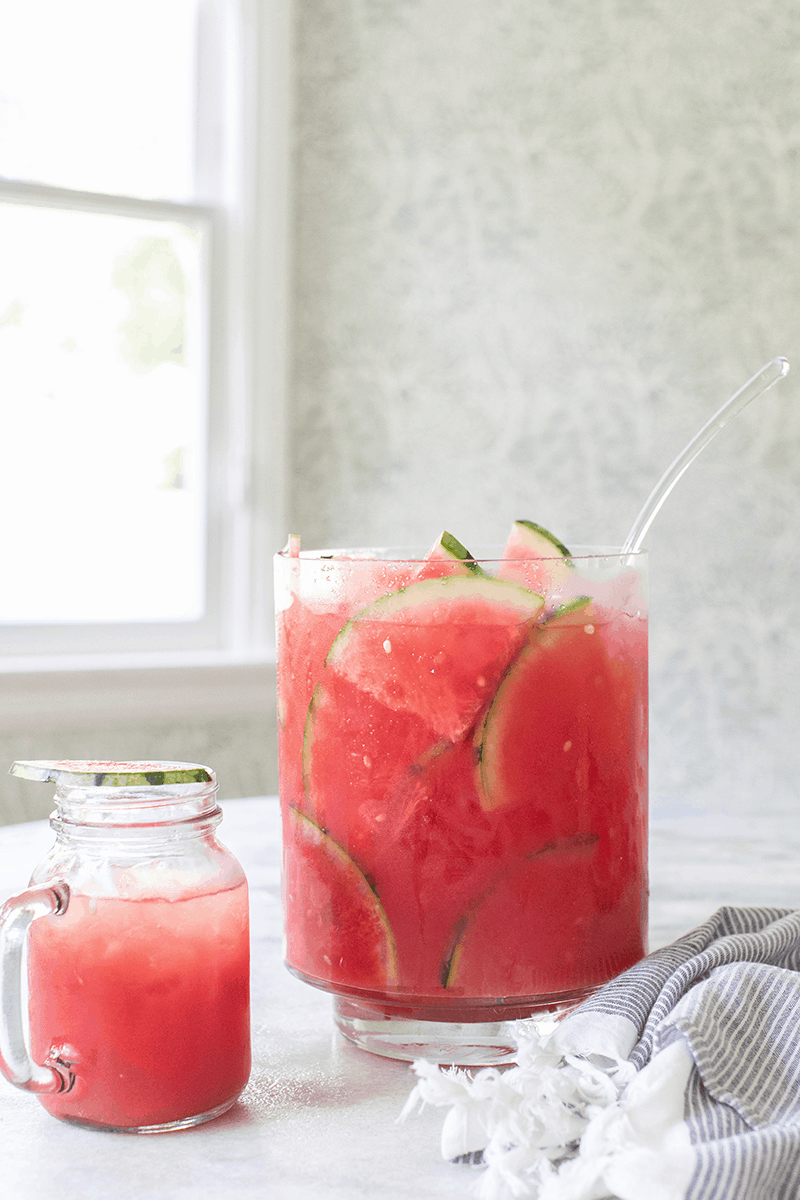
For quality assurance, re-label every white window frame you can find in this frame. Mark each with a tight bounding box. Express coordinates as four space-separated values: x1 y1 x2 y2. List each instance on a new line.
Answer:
0 0 290 688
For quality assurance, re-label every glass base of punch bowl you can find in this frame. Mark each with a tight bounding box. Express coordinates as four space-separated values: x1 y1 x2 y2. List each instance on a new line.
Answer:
331 987 600 1066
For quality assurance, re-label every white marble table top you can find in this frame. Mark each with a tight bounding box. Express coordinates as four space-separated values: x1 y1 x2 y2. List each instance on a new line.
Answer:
0 796 798 1199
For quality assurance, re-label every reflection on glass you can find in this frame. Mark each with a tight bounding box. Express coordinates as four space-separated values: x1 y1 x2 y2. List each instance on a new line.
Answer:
0 0 198 201
0 203 207 623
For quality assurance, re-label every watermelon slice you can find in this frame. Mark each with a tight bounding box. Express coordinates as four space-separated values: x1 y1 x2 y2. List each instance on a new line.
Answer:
282 808 398 992
302 674 433 867
326 575 544 741
497 519 575 594
302 675 503 994
441 835 645 998
276 601 349 808
474 621 638 830
505 519 572 559
413 530 484 581
365 737 501 993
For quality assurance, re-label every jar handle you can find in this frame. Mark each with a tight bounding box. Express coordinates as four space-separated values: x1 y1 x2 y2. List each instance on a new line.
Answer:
0 883 74 1094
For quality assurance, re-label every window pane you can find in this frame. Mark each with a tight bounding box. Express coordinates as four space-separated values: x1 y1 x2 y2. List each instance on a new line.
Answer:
0 0 198 201
0 202 207 623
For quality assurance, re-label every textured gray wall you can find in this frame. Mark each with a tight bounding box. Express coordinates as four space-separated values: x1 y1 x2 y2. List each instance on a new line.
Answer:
0 664 278 825
291 1 800 818
0 715 276 826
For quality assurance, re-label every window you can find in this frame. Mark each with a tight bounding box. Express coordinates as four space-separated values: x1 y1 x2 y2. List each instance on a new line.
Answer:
0 0 288 668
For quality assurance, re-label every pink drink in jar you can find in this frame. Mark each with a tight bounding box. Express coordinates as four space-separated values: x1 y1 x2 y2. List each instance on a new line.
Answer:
0 761 251 1130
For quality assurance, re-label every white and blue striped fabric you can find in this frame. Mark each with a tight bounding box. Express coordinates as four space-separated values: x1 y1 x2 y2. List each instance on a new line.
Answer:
403 907 800 1200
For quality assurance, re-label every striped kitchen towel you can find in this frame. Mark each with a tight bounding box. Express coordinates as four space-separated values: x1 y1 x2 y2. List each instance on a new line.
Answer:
401 906 800 1200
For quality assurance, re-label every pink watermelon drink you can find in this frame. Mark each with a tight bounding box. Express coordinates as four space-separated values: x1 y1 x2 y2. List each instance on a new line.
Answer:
275 525 647 1059
28 881 251 1130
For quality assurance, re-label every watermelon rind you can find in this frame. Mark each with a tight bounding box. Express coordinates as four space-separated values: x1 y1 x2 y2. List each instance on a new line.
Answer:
440 833 601 993
474 637 533 813
473 624 578 813
284 807 398 989
426 530 484 574
325 575 544 740
301 683 324 812
544 594 592 623
508 520 573 559
327 575 544 652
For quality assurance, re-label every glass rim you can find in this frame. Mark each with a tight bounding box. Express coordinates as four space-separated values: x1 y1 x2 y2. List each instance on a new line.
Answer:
275 544 648 563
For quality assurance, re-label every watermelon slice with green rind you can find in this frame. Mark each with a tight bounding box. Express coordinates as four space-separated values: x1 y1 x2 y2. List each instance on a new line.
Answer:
474 620 638 823
283 807 398 992
363 736 501 993
497 519 575 594
506 519 572 559
326 575 544 741
441 835 644 997
413 530 484 581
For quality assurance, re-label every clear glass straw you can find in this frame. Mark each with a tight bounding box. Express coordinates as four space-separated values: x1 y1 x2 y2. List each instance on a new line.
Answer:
622 356 790 555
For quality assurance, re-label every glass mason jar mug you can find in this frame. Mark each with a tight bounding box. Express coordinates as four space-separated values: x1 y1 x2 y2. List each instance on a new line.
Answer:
0 761 251 1133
